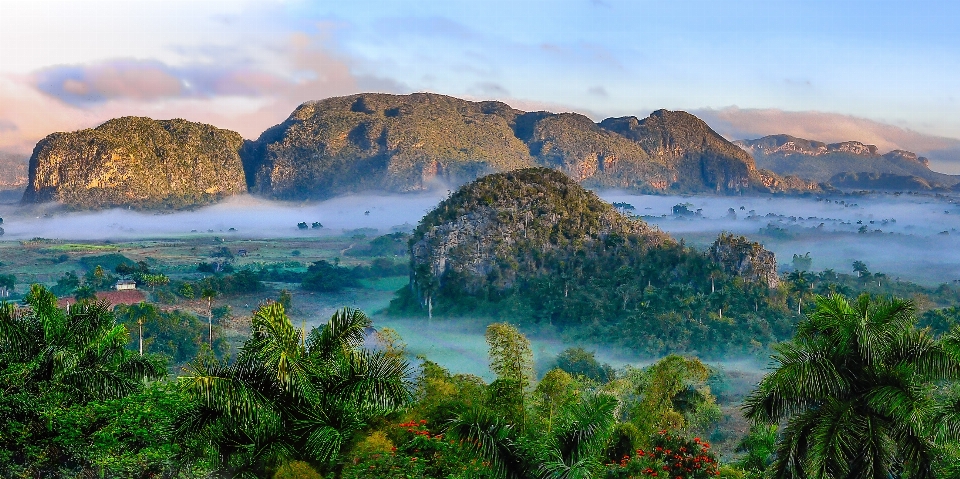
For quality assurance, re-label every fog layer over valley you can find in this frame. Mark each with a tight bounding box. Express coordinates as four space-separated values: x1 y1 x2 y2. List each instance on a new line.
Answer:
0 192 446 240
602 191 960 285
4 189 960 285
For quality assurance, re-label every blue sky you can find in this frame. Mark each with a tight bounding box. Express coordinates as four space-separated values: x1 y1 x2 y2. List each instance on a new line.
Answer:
2 0 959 170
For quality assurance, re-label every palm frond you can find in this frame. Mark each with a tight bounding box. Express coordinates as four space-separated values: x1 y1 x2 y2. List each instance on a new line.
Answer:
743 340 845 422
446 406 522 479
306 307 370 359
551 392 617 466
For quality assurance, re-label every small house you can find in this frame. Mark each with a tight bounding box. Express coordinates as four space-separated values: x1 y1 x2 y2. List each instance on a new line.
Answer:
115 279 137 291
237 249 248 257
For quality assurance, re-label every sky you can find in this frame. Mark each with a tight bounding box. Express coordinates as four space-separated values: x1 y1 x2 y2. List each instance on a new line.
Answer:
2 0 960 171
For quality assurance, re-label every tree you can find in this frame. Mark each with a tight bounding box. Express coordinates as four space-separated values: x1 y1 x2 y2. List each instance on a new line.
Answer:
0 285 166 475
52 271 81 296
554 347 612 383
852 260 870 278
485 323 534 422
200 287 217 348
0 274 13 298
73 284 97 301
743 293 960 479
734 424 778 478
786 270 812 314
178 305 412 477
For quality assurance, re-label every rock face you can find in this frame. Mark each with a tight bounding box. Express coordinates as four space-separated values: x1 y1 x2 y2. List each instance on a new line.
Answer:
735 134 958 189
245 93 816 199
708 234 779 288
409 168 670 295
21 117 247 209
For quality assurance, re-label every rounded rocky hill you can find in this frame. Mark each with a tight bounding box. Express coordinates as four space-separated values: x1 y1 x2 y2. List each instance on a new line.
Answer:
244 93 537 199
409 167 670 295
399 168 787 356
22 117 247 209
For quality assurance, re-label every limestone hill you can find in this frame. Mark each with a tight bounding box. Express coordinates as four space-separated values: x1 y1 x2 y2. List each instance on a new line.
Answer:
394 168 789 357
21 117 247 209
244 93 816 199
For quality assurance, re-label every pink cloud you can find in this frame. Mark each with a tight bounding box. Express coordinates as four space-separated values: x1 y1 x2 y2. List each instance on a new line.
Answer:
0 32 405 157
695 107 960 155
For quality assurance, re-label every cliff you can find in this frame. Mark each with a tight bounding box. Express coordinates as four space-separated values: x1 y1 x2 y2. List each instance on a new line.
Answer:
21 117 247 209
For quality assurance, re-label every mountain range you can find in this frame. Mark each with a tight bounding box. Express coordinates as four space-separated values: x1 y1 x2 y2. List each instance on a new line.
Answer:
18 93 816 209
735 134 960 190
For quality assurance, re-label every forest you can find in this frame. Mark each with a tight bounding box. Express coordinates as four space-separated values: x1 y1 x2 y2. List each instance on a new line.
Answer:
2 283 960 478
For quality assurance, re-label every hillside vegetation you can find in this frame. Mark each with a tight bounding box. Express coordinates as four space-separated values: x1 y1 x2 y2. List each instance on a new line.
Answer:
391 168 793 357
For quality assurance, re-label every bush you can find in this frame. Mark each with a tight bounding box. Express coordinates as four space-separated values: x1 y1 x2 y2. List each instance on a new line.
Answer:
301 260 360 292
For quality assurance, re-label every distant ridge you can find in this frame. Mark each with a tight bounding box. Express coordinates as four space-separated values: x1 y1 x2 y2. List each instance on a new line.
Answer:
20 93 819 210
735 134 960 190
243 93 817 200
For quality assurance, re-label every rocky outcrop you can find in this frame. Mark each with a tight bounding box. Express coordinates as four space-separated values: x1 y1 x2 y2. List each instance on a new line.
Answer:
22 117 246 209
708 233 779 288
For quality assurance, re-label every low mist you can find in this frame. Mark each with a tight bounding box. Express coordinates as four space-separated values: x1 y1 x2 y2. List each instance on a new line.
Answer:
0 192 447 241
601 191 960 285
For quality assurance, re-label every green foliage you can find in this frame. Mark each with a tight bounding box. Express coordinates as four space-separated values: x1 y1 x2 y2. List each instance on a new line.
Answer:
0 286 168 476
115 302 228 364
554 347 614 383
85 264 117 290
603 431 721 479
342 420 494 479
79 253 136 273
733 424 777 478
347 232 410 257
396 169 796 358
51 270 80 296
791 252 812 271
625 355 722 440
301 259 361 292
178 305 413 477
0 273 13 296
744 293 960 478
189 268 264 296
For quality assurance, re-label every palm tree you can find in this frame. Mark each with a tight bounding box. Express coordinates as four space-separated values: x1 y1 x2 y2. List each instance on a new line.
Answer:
786 270 812 314
200 287 217 348
744 293 960 479
0 285 165 402
446 392 618 479
0 285 166 474
177 304 412 477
